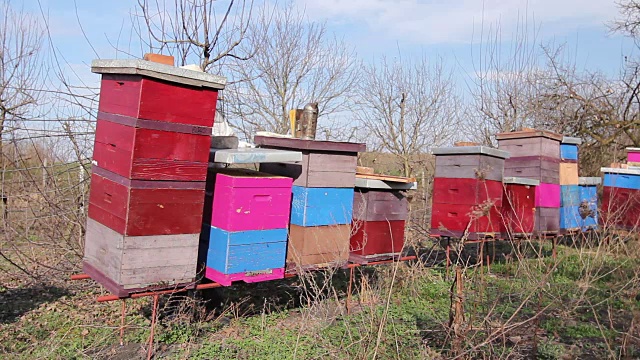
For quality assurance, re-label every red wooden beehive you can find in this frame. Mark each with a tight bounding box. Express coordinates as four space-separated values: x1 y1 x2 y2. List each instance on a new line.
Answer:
349 177 415 263
501 177 539 236
83 59 226 295
430 146 509 239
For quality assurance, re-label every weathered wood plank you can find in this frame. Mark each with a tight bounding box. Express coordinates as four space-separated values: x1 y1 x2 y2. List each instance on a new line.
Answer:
559 163 579 185
288 224 351 264
352 190 409 221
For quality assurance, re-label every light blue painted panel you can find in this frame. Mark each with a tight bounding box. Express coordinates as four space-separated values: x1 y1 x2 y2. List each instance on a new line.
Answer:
603 173 640 190
560 206 581 229
206 226 287 274
579 185 597 203
561 185 580 207
290 186 354 226
560 144 578 160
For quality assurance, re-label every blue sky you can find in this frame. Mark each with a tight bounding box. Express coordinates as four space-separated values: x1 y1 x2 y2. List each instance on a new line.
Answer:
13 0 635 89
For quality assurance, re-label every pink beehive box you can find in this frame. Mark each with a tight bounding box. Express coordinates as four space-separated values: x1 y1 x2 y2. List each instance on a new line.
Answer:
535 183 561 208
210 168 293 231
627 147 640 163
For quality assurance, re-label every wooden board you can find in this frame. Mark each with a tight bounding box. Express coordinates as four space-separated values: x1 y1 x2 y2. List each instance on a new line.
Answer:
254 135 366 153
350 220 405 257
352 190 409 221
501 183 537 235
354 177 417 190
93 115 211 181
535 183 561 208
498 137 561 158
210 169 293 231
559 163 579 185
260 151 357 188
98 74 219 127
83 218 198 292
205 267 285 287
87 166 205 236
355 173 416 183
495 129 563 141
430 203 502 234
287 224 350 266
434 154 505 181
205 226 287 274
431 178 503 207
290 186 354 226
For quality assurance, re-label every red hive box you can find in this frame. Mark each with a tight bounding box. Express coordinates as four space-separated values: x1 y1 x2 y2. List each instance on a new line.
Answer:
601 186 640 230
430 146 509 239
501 177 539 236
349 177 415 263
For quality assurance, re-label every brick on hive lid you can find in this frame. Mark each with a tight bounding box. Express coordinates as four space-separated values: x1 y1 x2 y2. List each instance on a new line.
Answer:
143 53 175 66
454 141 480 147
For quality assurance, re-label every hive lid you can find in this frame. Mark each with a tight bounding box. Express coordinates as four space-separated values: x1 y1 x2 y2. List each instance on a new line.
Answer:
626 147 640 152
91 59 227 89
495 129 563 141
503 177 540 186
578 177 601 185
355 177 417 190
600 167 640 175
254 135 366 153
211 148 302 164
562 136 582 145
432 146 510 159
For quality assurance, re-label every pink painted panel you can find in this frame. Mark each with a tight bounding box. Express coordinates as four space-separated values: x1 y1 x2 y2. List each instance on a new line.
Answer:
628 152 640 162
205 266 285 286
535 183 561 208
211 171 293 231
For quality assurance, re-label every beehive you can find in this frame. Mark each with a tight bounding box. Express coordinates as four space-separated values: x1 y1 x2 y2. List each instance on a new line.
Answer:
501 177 539 236
601 167 640 230
578 177 600 230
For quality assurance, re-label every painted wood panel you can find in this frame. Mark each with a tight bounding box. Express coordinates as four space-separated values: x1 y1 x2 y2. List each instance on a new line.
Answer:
503 156 560 183
501 183 537 235
290 186 354 226
431 178 503 207
206 227 287 274
210 169 293 231
628 149 640 163
287 224 350 266
205 267 285 286
98 74 219 127
603 173 640 190
534 207 560 232
88 167 205 236
579 185 598 204
535 183 561 208
259 151 357 188
601 186 640 229
352 190 409 221
498 137 561 158
560 144 579 161
430 203 502 234
561 185 581 207
93 117 211 181
559 163 579 185
560 206 581 229
83 218 198 291
434 155 504 181
350 220 405 257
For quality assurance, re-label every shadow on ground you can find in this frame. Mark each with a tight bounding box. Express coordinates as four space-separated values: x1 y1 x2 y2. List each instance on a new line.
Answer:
0 283 70 324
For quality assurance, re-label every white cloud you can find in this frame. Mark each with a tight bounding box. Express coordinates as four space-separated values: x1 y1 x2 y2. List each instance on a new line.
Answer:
293 0 619 44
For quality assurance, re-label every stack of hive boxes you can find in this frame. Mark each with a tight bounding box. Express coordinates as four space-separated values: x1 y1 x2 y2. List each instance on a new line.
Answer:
501 177 540 237
83 59 226 296
202 168 293 286
578 177 600 230
256 136 366 268
430 146 509 239
350 176 416 264
559 137 582 232
497 130 563 234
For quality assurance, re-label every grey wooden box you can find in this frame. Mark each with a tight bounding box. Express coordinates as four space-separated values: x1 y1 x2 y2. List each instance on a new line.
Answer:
83 218 198 294
496 130 563 158
260 151 357 188
433 147 509 182
352 190 409 222
504 156 560 184
534 207 560 233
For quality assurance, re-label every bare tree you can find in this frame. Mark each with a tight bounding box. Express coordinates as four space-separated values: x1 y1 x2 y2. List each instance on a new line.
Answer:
0 0 45 166
225 3 359 138
132 0 255 71
356 56 460 177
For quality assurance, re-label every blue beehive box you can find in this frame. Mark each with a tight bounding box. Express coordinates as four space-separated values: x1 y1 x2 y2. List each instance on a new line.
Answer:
561 185 580 207
290 186 354 226
602 168 640 190
578 177 600 230
560 206 581 229
560 136 581 161
206 226 288 274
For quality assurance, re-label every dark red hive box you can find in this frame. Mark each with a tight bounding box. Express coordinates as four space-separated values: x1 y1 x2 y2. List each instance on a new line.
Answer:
601 186 640 229
350 220 406 257
432 178 503 207
501 177 539 235
93 113 212 181
430 203 502 236
87 166 205 236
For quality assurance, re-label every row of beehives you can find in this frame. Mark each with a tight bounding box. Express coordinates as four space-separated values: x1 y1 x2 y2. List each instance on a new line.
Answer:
429 129 640 239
